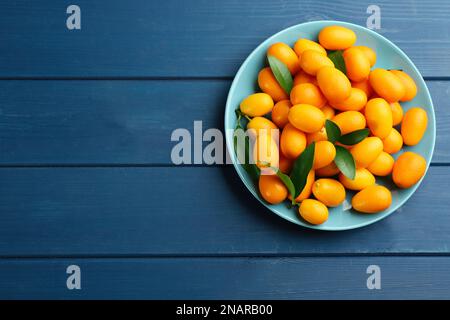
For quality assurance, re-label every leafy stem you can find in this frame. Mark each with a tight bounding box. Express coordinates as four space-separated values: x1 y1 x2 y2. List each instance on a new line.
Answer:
339 128 370 146
268 55 293 94
325 119 363 179
270 167 297 205
334 145 356 180
327 50 347 74
290 142 315 198
234 109 259 182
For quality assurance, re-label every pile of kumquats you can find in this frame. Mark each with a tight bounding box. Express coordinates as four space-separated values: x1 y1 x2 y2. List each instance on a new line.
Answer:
235 25 428 225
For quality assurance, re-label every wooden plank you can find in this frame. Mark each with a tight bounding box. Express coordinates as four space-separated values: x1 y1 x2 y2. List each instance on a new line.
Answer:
0 80 226 165
2 256 450 299
428 80 448 163
0 166 447 256
0 80 447 164
0 0 449 77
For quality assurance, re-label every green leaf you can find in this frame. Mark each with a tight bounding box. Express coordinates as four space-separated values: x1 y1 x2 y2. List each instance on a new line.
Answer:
290 142 315 198
272 168 296 202
267 55 293 94
338 128 370 146
234 108 243 129
325 119 341 143
233 128 260 182
334 145 356 179
327 50 347 74
244 161 260 182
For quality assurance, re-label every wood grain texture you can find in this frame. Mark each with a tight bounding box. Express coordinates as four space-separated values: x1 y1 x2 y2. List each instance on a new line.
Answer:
0 80 447 164
2 257 450 299
0 0 449 77
0 0 448 299
0 166 447 256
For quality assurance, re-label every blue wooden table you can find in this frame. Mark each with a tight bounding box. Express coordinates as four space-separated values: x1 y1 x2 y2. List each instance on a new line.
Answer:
0 0 449 299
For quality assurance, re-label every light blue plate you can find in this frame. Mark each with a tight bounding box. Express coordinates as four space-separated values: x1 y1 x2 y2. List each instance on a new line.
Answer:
224 21 436 231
